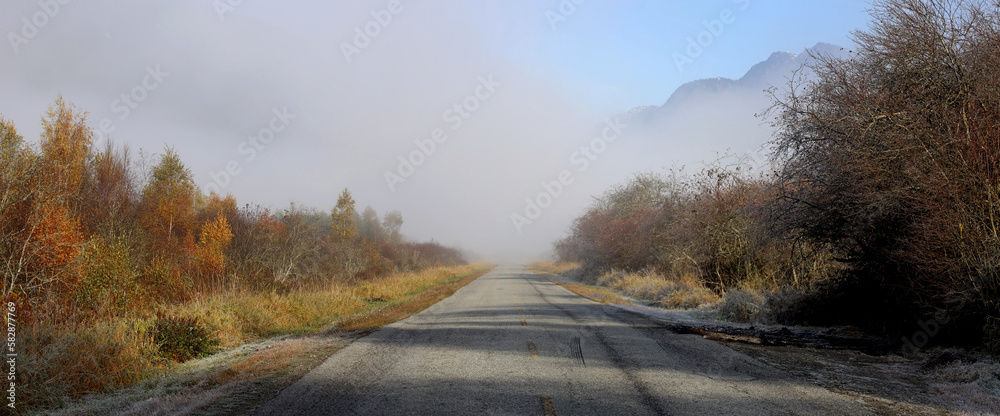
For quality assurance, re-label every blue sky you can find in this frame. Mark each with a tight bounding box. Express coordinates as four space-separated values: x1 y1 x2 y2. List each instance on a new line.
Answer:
479 0 871 115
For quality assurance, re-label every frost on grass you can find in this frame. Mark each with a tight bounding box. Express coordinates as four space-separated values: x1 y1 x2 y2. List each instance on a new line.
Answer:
929 357 1000 415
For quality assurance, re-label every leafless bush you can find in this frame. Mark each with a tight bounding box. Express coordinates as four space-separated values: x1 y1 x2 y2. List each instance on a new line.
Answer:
767 0 1000 341
716 289 764 322
556 159 835 301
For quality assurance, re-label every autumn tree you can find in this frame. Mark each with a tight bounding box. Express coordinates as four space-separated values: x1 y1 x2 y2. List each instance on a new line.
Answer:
330 188 358 243
383 210 403 243
141 147 196 251
199 194 276 286
39 96 92 208
197 193 239 228
140 147 197 299
0 117 37 299
194 215 233 290
3 97 92 301
358 206 385 241
77 237 140 314
557 173 677 272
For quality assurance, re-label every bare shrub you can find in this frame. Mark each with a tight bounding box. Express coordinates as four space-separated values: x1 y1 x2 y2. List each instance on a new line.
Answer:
556 161 836 303
716 289 764 322
766 0 1000 340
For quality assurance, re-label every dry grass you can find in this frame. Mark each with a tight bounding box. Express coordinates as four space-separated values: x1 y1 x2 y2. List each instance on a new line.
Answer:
530 262 718 309
928 358 1000 414
715 289 765 322
595 269 718 309
21 318 162 409
177 289 367 348
25 263 493 414
175 263 490 347
55 336 346 416
526 261 581 276
554 282 634 305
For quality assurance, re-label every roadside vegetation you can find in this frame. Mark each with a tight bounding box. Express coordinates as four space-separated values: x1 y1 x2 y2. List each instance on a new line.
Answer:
0 99 471 412
41 263 492 415
553 0 1000 352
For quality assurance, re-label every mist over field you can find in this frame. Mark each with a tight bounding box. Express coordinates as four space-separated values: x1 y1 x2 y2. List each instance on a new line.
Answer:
0 0 866 261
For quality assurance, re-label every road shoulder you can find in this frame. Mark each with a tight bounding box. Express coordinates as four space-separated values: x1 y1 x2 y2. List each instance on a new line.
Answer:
532 266 1000 415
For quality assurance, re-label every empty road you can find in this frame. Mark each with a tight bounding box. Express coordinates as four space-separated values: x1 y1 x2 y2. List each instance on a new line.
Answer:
252 265 873 415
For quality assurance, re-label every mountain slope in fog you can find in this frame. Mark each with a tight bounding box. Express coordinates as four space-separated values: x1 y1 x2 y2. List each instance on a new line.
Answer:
609 43 849 168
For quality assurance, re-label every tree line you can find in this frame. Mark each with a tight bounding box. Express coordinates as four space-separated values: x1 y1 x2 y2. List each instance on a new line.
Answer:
0 98 464 322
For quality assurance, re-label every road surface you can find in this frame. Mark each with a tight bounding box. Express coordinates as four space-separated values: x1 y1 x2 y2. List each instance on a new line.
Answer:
252 265 873 415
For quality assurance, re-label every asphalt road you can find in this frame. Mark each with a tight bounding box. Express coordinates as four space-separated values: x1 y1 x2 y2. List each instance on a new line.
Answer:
251 265 874 415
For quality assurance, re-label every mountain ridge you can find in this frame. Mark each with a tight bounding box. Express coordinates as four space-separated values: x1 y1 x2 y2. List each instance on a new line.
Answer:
620 42 848 126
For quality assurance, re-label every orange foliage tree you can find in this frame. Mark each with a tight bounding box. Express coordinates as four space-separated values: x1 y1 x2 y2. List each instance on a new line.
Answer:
194 215 233 290
140 147 196 300
1 98 93 309
39 97 92 207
